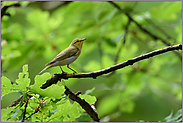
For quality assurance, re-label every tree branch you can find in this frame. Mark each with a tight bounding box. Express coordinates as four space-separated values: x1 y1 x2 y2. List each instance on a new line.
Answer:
24 106 40 121
41 44 182 89
108 18 131 76
64 86 100 122
40 44 181 122
108 1 182 59
21 99 29 122
114 19 131 65
5 95 23 109
1 2 21 18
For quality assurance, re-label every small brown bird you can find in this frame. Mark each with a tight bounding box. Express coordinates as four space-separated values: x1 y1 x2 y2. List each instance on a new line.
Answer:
39 38 87 74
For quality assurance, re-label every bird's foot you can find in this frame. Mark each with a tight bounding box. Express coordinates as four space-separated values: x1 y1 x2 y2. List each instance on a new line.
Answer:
73 71 77 74
61 71 67 74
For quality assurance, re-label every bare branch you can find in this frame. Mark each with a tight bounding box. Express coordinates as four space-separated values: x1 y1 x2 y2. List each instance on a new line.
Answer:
40 44 180 121
1 2 21 18
5 95 23 109
98 40 104 69
107 18 131 76
40 44 182 123
64 86 100 122
114 19 131 64
21 99 29 122
145 19 177 42
41 44 182 89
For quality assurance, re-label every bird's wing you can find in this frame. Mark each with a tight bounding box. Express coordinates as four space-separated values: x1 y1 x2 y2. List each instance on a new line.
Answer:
46 46 79 66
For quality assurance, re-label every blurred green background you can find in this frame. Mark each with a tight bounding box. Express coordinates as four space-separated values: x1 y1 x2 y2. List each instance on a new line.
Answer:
1 1 182 122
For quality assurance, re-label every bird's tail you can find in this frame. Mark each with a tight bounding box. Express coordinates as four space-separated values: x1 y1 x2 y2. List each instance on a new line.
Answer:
39 64 52 74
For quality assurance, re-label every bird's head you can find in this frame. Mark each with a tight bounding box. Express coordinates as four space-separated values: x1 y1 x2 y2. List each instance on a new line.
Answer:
70 38 87 49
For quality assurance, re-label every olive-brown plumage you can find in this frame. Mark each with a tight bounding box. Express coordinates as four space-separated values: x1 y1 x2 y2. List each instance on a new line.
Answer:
39 38 86 74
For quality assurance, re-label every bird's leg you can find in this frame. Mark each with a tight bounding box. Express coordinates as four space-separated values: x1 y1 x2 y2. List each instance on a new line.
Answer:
67 64 77 73
59 66 65 73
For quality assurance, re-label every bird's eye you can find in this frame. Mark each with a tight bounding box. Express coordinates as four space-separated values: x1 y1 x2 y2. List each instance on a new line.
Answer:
75 40 79 43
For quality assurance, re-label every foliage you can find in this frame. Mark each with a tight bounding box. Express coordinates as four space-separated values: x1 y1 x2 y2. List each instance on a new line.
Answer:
1 64 96 122
1 1 182 122
164 109 182 122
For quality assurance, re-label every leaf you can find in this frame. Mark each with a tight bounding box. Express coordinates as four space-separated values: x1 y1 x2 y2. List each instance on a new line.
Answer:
1 76 17 98
14 64 30 91
104 38 117 47
19 92 27 107
30 73 65 99
22 64 28 73
30 73 52 91
79 94 97 104
2 1 19 6
85 87 95 94
1 107 15 122
76 113 92 122
164 109 182 122
46 100 83 122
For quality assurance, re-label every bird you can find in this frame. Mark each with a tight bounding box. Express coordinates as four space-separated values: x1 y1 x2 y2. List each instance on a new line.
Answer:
39 38 87 74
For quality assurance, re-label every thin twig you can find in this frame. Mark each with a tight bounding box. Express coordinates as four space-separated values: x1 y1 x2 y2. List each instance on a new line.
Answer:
24 106 40 121
107 18 131 76
108 1 182 59
145 19 176 42
5 95 23 109
40 44 181 122
21 99 29 122
98 40 104 69
114 19 131 64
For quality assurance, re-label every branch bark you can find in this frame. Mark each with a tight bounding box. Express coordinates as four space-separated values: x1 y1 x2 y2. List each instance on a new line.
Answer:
21 99 29 122
39 44 181 122
5 95 23 109
41 44 182 89
1 2 21 18
64 86 100 122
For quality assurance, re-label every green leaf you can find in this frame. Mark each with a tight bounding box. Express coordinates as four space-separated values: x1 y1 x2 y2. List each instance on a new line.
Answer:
79 94 97 104
30 73 51 91
30 73 65 99
19 92 27 107
1 107 15 122
46 100 83 122
13 64 30 91
2 1 19 6
1 76 17 98
85 87 95 94
22 64 28 73
164 109 182 122
76 113 92 122
104 38 117 47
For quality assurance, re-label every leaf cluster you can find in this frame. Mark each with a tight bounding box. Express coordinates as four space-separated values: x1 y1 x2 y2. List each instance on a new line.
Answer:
1 1 182 122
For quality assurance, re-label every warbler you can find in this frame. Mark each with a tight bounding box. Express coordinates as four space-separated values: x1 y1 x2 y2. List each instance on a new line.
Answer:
39 38 87 74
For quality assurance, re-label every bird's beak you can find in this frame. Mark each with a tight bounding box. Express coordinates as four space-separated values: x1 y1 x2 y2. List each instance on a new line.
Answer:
82 38 87 41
